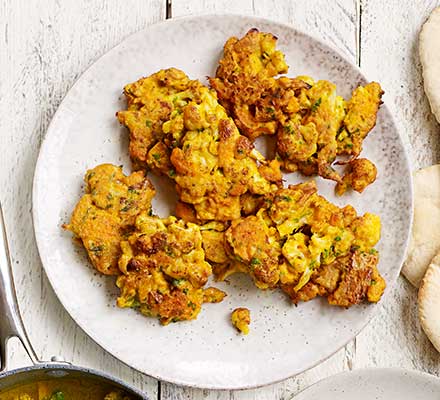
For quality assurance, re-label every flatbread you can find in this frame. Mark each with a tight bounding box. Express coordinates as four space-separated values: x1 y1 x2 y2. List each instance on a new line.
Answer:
419 252 440 352
402 164 440 287
419 7 440 124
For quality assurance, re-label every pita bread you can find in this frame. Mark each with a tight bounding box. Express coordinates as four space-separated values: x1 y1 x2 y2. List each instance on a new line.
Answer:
420 7 440 124
419 252 440 352
402 164 440 287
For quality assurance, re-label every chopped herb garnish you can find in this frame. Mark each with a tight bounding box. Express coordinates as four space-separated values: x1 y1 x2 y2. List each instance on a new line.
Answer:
311 98 322 113
165 246 174 257
172 278 183 286
168 169 176 178
130 299 141 308
334 236 341 242
188 301 196 310
345 143 353 148
121 205 131 212
106 193 113 200
284 125 293 134
183 288 189 294
145 120 152 128
351 245 360 251
370 280 377 286
282 195 292 202
265 107 275 115
369 248 378 255
89 245 104 253
152 153 161 161
250 257 261 266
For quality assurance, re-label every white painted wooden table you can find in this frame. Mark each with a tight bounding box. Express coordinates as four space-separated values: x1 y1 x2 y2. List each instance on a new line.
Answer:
1 0 439 398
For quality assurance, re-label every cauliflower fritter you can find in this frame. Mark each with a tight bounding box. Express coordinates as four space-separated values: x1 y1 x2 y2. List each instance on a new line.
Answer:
210 30 383 191
268 181 382 292
277 79 346 182
211 180 385 307
282 250 386 306
117 68 281 221
336 82 384 158
203 287 227 303
231 307 251 334
224 213 281 289
116 213 213 324
336 158 378 196
272 182 385 305
200 222 229 264
209 28 288 139
210 29 311 141
63 164 155 275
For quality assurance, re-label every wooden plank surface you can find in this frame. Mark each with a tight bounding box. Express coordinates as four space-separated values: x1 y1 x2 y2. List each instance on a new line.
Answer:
355 0 440 373
0 1 165 398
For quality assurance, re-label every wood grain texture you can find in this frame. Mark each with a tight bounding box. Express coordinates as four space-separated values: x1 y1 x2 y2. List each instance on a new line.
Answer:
0 0 165 397
360 0 440 167
164 1 357 398
355 0 440 375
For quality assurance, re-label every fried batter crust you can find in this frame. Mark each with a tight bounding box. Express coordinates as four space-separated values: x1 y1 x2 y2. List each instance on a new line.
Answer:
117 68 281 222
212 180 385 307
116 213 213 324
210 30 383 191
63 164 155 275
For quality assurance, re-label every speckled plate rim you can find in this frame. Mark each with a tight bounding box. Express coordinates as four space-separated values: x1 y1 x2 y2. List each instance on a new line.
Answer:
31 13 413 390
293 368 440 399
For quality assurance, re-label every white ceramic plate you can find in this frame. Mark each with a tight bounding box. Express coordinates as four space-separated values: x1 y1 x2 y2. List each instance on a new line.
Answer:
32 15 412 389
293 368 440 399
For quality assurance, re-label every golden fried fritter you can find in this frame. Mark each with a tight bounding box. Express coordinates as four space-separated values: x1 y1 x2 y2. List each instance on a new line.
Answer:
203 287 227 303
118 68 281 222
269 181 382 291
224 213 281 289
116 213 214 324
278 81 383 184
63 164 155 275
212 180 385 307
336 82 384 158
173 118 280 221
210 31 383 191
278 79 346 182
336 158 378 195
210 28 288 127
200 223 229 265
116 68 190 171
231 307 251 334
282 250 385 306
210 31 311 140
